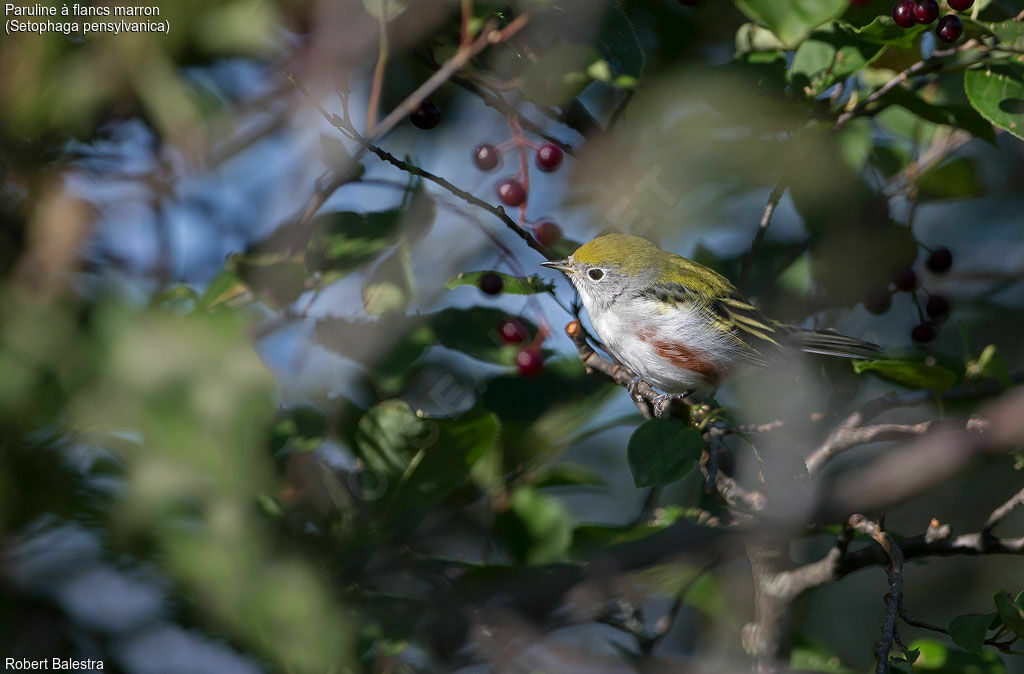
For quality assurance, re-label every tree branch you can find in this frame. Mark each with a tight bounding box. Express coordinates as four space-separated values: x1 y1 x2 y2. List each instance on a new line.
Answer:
849 515 904 674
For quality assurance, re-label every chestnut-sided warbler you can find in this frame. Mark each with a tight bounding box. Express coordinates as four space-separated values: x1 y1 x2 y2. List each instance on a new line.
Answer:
541 234 880 400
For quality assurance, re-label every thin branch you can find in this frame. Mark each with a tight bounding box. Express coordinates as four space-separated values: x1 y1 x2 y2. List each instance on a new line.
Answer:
849 515 903 674
806 422 933 475
739 182 786 289
984 486 1024 536
365 1 390 135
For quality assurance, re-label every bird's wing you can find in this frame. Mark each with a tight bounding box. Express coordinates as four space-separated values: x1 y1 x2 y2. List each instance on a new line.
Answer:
639 279 782 368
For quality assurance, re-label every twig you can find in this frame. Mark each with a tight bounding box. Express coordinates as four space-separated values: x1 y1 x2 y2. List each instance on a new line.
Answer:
983 486 1024 536
849 515 903 674
806 422 933 475
739 182 786 289
365 0 390 135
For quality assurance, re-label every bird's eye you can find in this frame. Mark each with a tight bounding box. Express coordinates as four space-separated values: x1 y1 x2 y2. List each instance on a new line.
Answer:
588 268 605 281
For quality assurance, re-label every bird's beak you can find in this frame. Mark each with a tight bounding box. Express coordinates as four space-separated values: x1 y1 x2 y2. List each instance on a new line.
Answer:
540 259 575 274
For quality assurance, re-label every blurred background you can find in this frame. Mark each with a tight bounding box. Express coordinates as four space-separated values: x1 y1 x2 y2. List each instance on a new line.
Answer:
2 0 1024 671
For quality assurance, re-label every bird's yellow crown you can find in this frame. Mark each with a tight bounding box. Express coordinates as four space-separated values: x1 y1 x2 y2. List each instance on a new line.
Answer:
572 233 733 293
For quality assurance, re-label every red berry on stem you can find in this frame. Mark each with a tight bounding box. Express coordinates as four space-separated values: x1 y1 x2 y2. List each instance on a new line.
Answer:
926 294 951 319
947 0 973 10
913 0 939 23
864 287 893 315
893 267 918 292
409 102 441 130
893 0 916 27
478 272 504 296
533 221 562 247
498 317 528 344
926 247 953 273
473 143 500 171
496 178 526 207
516 348 544 376
535 143 564 172
936 14 963 42
911 324 938 343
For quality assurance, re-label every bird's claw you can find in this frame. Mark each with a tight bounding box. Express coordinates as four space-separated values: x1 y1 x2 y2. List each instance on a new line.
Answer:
652 394 673 419
627 376 645 402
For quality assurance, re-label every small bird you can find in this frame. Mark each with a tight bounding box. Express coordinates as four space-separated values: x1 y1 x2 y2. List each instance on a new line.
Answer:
541 234 880 408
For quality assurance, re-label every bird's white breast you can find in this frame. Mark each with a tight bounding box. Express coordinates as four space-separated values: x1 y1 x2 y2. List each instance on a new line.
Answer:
589 297 742 396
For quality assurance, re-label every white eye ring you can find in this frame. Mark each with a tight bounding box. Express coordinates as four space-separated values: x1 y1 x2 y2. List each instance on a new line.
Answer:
588 268 605 281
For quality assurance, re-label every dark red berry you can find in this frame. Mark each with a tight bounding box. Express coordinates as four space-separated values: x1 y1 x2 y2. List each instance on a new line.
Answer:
893 267 918 292
913 0 939 23
864 287 893 315
478 272 504 296
533 221 562 247
515 348 544 376
535 144 564 172
498 317 528 344
409 102 441 130
947 0 973 10
936 14 963 42
926 294 951 319
496 178 526 207
926 247 953 273
472 143 500 171
911 324 938 343
893 1 916 27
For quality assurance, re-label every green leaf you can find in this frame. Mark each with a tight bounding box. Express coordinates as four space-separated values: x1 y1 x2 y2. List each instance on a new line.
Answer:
910 638 1005 673
852 359 957 392
431 307 541 367
363 246 414 316
445 271 554 295
733 0 849 49
790 23 887 96
318 133 353 172
229 255 308 308
197 269 247 310
306 183 435 273
836 117 873 172
964 64 1024 141
595 6 644 79
994 590 1024 637
948 613 996 654
532 462 607 489
847 16 927 47
884 85 996 145
354 401 498 508
497 488 573 565
520 43 601 107
626 419 704 488
918 157 984 202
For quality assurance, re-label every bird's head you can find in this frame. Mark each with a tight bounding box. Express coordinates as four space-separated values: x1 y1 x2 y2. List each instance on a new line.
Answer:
540 234 665 310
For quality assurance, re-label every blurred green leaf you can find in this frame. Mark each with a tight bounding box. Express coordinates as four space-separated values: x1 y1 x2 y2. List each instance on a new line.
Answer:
948 613 996 653
497 487 573 565
595 6 644 79
445 271 554 295
229 255 307 308
626 419 703 488
734 0 848 49
532 462 607 489
197 269 247 310
790 635 850 672
847 16 927 47
918 157 984 202
910 638 1005 672
790 23 886 96
964 64 1024 141
853 359 957 392
735 23 786 54
994 590 1024 637
363 245 415 315
836 118 873 172
431 307 540 367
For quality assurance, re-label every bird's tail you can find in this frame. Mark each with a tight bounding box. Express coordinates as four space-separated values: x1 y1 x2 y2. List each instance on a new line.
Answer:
783 328 882 360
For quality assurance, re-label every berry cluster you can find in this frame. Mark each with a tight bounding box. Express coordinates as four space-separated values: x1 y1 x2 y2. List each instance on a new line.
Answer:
863 247 954 344
476 272 546 376
472 136 566 247
890 0 971 43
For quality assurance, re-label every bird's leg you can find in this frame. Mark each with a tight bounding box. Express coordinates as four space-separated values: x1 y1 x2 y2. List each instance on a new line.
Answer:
652 393 674 419
627 375 646 402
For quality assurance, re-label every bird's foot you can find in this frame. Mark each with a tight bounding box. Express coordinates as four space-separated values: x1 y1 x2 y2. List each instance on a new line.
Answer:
652 393 673 419
627 376 646 402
